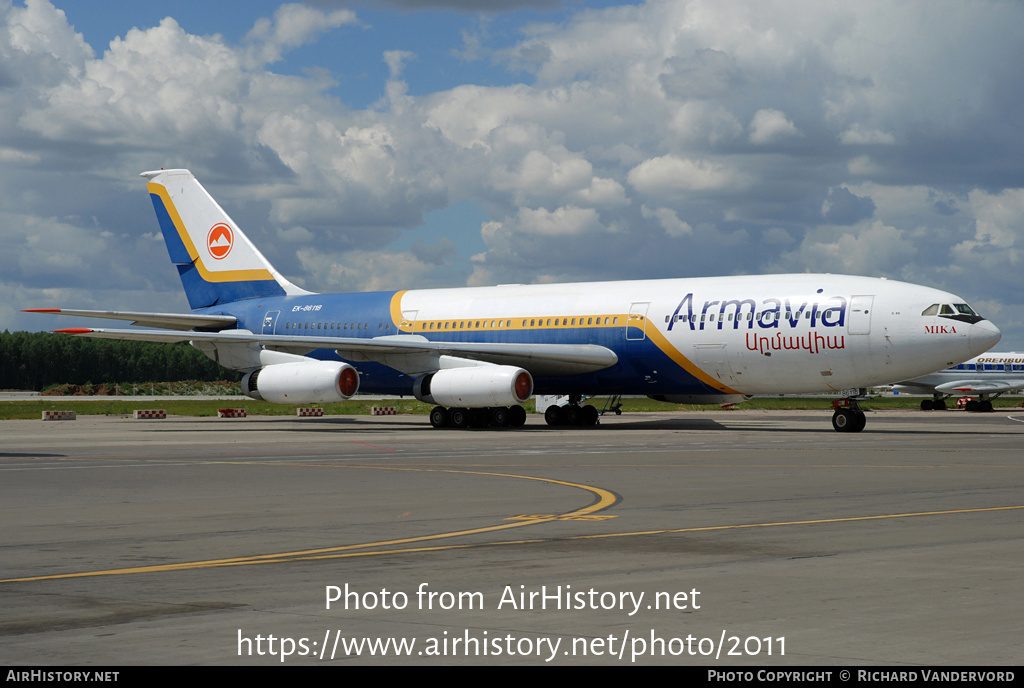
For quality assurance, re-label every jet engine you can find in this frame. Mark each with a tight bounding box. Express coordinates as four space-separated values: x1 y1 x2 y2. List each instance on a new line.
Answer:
242 361 359 405
414 366 533 408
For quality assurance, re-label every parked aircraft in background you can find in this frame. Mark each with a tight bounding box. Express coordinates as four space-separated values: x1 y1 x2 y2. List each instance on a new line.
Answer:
27 170 1002 432
894 352 1024 411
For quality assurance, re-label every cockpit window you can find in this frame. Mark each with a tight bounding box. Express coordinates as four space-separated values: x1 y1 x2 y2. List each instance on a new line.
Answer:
921 304 939 316
937 302 984 325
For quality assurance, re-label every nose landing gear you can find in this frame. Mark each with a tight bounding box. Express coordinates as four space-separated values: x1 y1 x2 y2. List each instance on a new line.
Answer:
832 394 867 433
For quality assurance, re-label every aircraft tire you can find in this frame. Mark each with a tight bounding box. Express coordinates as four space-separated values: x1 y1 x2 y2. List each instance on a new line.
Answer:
851 411 866 432
429 406 449 428
544 405 564 426
469 408 489 428
934 399 947 410
450 407 470 428
832 408 853 432
508 405 527 427
582 404 599 426
981 400 994 413
920 399 934 411
564 404 582 426
490 406 510 427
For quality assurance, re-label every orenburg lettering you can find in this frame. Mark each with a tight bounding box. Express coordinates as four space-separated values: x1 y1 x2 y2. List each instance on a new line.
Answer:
668 292 848 332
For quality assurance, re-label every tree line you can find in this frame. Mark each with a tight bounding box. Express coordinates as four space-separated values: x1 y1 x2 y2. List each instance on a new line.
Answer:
0 331 240 390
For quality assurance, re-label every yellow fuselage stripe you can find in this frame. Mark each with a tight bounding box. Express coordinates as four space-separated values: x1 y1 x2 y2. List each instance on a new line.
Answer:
388 293 738 393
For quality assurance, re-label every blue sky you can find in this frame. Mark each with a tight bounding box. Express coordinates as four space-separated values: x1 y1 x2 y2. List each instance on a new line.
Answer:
3 0 1024 352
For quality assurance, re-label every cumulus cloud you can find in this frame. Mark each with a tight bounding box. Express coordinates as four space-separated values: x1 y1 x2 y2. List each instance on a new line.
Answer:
840 124 896 145
778 220 917 277
749 109 800 144
628 155 751 194
641 205 693 237
822 186 876 225
660 49 743 99
245 3 359 66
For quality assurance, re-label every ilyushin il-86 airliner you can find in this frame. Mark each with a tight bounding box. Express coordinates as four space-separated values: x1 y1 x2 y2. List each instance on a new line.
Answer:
894 351 1024 412
28 169 1002 432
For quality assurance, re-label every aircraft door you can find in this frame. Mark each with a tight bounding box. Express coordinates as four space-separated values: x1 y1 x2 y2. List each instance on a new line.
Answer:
262 310 280 335
693 343 741 388
401 310 418 333
627 302 650 341
848 295 874 335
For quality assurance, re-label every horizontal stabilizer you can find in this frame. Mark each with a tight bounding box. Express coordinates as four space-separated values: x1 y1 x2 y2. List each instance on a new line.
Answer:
26 308 236 331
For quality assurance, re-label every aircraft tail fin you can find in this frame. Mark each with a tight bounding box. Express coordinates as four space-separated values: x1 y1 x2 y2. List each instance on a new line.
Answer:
142 169 310 309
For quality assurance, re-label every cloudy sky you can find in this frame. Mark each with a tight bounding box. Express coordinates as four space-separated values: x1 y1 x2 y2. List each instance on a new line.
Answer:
3 0 1023 349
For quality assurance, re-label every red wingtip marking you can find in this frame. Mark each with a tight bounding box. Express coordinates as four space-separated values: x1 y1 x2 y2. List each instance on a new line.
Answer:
23 308 61 313
54 328 93 334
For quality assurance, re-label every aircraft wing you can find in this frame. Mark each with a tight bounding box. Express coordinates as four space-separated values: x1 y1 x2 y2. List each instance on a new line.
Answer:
52 327 619 377
895 378 1024 394
932 379 1024 394
25 309 236 330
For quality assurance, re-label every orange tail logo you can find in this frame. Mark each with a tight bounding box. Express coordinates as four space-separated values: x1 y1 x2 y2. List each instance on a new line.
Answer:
207 223 234 260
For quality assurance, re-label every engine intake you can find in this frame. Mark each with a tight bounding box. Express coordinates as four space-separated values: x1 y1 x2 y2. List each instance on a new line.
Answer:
242 361 359 405
414 366 533 408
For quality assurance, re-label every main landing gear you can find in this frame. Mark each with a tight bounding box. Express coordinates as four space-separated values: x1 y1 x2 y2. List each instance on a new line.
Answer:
429 405 527 429
961 397 994 413
544 395 600 427
831 394 866 433
921 393 997 412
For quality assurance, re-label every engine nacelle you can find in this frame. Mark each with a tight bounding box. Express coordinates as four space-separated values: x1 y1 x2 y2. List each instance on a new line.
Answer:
414 366 533 408
242 361 359 405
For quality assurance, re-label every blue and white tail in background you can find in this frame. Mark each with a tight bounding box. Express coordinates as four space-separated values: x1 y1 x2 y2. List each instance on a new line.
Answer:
142 169 310 309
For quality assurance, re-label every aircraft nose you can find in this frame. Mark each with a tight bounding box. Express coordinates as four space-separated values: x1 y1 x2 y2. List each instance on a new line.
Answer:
968 319 1001 357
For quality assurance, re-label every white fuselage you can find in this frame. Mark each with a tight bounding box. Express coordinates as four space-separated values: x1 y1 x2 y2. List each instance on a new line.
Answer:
385 274 999 396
